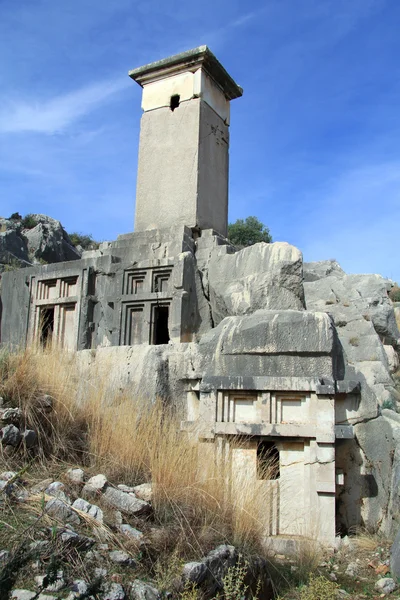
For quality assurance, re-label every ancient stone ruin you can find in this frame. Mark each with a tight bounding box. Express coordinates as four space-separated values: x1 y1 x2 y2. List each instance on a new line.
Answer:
1 46 400 550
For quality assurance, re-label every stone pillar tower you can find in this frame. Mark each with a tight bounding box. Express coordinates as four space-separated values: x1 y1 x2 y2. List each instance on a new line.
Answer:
129 46 242 237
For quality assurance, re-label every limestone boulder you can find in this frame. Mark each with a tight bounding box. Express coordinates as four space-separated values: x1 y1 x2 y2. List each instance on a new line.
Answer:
207 242 304 325
354 417 394 534
181 545 273 600
128 580 161 600
303 260 345 282
103 487 151 517
0 230 30 266
23 215 80 264
304 270 400 347
200 310 341 379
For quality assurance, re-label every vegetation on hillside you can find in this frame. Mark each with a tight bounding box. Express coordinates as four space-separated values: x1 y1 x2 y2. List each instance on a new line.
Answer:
389 284 400 302
68 232 99 250
227 216 272 247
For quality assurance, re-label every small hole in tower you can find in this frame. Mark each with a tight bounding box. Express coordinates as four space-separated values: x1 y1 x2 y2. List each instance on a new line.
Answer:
170 94 180 111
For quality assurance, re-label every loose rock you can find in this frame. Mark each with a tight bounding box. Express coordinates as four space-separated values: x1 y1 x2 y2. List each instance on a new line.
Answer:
133 483 152 502
82 474 108 497
1 424 21 446
66 468 85 484
103 583 126 600
119 524 144 544
22 430 37 448
11 591 36 600
375 577 396 594
103 487 151 517
129 580 161 600
72 498 104 522
109 550 134 566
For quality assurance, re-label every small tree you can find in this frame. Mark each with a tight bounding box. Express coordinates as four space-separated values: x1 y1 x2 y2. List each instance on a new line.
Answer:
227 216 272 247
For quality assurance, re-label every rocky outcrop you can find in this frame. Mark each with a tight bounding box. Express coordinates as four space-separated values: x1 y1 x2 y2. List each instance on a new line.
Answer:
23 215 80 264
207 242 305 325
0 214 80 272
304 260 400 535
304 264 400 409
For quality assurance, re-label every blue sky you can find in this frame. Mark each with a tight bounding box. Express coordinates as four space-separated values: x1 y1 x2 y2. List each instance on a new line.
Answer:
1 0 399 281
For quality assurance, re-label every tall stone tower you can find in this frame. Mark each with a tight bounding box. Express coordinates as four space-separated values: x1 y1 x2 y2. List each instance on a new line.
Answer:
129 46 242 237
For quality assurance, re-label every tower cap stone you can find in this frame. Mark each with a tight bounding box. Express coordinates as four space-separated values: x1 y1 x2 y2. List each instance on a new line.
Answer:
129 45 243 101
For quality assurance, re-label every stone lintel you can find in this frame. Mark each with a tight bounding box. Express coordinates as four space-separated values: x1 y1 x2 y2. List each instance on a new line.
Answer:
200 375 326 393
129 46 243 100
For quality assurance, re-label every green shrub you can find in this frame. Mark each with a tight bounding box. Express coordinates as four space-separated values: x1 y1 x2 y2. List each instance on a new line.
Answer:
389 285 400 302
299 574 338 600
382 398 397 411
68 232 99 250
21 214 39 229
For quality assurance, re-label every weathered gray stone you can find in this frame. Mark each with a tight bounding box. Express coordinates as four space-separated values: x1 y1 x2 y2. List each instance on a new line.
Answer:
304 271 400 347
109 550 134 566
208 242 304 325
22 430 37 448
375 577 396 594
11 591 37 600
82 474 108 497
345 562 359 577
303 260 345 282
0 407 22 424
45 498 80 525
182 561 207 584
354 417 394 533
133 483 152 502
0 549 10 563
128 580 160 600
199 310 339 379
66 579 88 599
0 229 29 264
45 482 71 505
59 530 95 551
66 468 85 484
103 582 125 600
119 524 144 543
384 345 399 374
0 424 21 446
35 571 65 592
72 498 103 522
117 484 135 493
103 487 151 517
23 215 80 264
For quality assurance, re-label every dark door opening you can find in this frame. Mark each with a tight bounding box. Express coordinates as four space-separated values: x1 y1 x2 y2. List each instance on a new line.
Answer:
257 440 280 480
40 306 55 346
152 306 170 345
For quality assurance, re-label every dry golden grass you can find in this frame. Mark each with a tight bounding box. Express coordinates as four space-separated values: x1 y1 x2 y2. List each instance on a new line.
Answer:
0 345 275 558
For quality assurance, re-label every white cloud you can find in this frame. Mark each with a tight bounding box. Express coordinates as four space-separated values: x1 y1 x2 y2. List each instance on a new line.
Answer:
0 78 130 135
